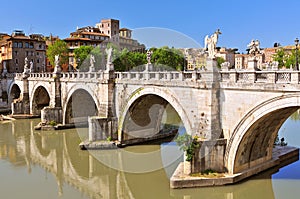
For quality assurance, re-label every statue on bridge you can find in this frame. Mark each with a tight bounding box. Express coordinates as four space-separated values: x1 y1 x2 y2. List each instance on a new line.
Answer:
248 39 261 57
105 47 114 71
146 50 153 64
204 29 222 59
22 57 30 78
29 61 34 73
89 54 96 72
53 54 62 75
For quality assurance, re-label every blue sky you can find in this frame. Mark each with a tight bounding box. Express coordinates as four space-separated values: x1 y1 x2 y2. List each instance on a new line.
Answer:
1 0 300 51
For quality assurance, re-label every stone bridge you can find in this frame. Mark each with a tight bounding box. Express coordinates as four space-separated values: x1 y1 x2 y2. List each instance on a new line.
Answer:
1 60 300 179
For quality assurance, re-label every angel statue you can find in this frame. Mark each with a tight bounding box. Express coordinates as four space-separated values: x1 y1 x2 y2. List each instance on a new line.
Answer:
204 29 222 59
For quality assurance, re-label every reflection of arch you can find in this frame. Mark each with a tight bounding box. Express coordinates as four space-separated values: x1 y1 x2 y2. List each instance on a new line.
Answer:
31 86 50 116
118 87 191 141
64 132 90 178
64 88 98 124
226 94 300 174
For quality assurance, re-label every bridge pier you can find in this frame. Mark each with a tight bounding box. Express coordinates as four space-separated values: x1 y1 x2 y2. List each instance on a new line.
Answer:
40 64 63 125
12 74 30 115
0 77 8 108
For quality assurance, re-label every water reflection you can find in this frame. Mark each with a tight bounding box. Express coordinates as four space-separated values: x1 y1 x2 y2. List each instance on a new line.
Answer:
0 119 299 199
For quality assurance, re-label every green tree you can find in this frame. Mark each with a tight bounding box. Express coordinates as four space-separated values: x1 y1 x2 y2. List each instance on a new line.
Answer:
273 48 285 68
46 40 69 67
74 46 93 70
284 49 300 68
216 56 225 68
150 46 186 71
113 49 146 71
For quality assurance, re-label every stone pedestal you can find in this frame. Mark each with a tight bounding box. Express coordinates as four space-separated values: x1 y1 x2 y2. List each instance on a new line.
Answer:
41 107 63 124
88 116 118 141
191 139 227 173
247 58 258 71
144 63 153 72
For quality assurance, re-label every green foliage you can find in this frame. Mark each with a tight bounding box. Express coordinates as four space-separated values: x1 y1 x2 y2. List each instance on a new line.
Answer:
150 46 186 71
112 46 186 71
46 40 69 67
175 133 200 162
106 136 112 142
273 48 300 68
113 49 147 71
216 57 225 68
48 120 57 126
273 48 286 68
74 46 103 71
74 46 93 68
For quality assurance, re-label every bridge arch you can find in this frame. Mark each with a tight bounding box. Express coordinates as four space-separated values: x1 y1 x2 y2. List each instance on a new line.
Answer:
31 85 51 116
8 82 23 104
118 86 192 141
226 94 300 174
63 85 99 125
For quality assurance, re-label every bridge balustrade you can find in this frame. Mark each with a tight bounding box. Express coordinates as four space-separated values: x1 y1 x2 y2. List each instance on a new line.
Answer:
220 70 300 84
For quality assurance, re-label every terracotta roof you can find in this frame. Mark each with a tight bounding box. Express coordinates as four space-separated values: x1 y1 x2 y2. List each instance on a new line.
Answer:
64 37 91 41
119 28 131 31
71 31 109 37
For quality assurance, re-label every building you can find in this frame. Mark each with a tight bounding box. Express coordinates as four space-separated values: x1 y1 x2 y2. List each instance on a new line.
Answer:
0 30 46 73
64 26 109 68
216 47 237 67
235 54 247 69
182 48 207 70
65 19 145 69
96 18 145 52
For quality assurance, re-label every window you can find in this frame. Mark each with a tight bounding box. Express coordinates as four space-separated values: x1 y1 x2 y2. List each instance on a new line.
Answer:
37 59 40 63
108 30 110 34
15 59 18 64
29 42 34 48
18 42 23 48
31 51 34 56
26 51 29 56
13 42 18 48
14 51 18 56
39 44 42 49
25 42 29 48
37 52 39 56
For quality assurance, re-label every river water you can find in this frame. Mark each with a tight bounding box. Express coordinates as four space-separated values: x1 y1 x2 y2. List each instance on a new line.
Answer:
0 117 300 199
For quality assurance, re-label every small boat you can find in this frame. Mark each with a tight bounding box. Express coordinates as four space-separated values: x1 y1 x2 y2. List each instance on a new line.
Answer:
0 114 16 121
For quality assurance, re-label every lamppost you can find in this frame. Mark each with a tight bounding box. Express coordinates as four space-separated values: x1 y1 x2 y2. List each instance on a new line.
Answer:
295 38 299 70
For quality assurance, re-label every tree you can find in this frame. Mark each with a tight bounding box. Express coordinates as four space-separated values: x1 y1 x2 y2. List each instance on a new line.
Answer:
150 46 186 71
46 40 69 68
113 49 146 71
74 46 93 70
273 48 286 68
216 56 225 68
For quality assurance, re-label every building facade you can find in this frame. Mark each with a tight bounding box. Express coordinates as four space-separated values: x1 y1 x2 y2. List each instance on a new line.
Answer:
0 30 46 73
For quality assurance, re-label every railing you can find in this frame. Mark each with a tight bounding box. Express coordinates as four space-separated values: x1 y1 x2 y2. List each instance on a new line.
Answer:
220 70 300 84
11 70 300 84
114 71 202 81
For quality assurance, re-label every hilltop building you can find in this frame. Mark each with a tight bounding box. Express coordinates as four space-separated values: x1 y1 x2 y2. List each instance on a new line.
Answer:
65 18 145 69
0 30 46 73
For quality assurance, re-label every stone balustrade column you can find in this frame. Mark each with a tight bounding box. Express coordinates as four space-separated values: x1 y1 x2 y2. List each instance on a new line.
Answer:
291 72 300 83
267 72 276 83
229 72 237 82
248 72 256 83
